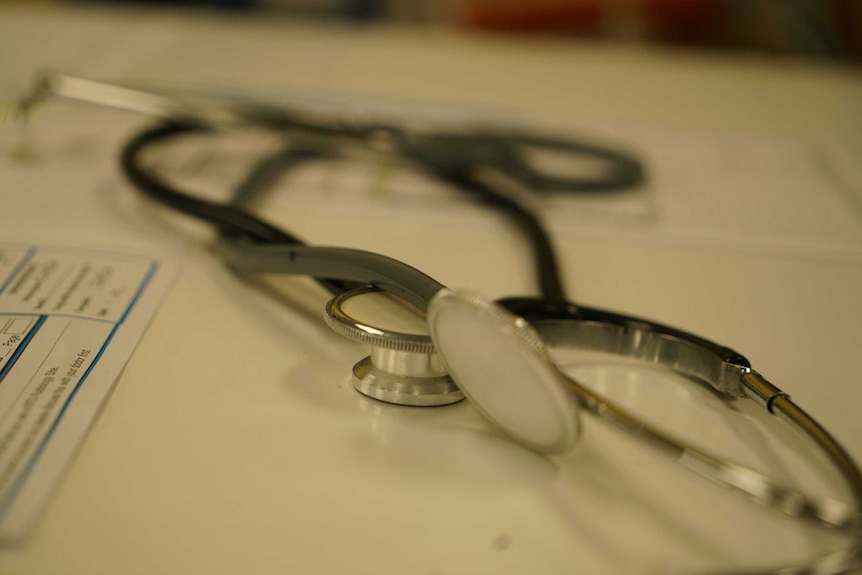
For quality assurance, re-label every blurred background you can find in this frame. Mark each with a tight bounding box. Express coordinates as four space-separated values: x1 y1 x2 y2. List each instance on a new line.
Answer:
13 0 860 65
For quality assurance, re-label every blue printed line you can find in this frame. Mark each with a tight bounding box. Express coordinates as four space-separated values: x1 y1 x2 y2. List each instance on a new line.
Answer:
116 261 160 326
50 261 162 424
0 260 161 519
48 261 161 422
0 316 46 384
0 246 37 295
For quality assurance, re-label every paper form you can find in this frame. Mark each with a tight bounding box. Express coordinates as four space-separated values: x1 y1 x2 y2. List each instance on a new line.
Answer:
0 243 174 543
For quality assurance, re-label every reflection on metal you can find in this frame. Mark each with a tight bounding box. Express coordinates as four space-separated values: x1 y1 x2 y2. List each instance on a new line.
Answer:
325 287 463 407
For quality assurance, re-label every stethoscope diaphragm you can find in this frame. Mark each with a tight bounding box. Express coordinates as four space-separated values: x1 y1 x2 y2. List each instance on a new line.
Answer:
427 288 580 453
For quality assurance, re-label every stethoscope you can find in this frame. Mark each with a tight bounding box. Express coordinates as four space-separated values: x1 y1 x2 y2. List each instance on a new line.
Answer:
12 72 862 574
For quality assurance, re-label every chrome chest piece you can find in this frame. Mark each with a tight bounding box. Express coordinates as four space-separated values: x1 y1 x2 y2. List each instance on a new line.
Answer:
324 287 464 406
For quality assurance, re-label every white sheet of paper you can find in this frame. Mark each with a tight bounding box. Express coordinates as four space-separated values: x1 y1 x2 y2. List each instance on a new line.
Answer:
0 243 175 543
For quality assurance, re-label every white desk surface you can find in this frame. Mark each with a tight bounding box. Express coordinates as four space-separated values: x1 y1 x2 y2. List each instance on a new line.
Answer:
1 6 862 574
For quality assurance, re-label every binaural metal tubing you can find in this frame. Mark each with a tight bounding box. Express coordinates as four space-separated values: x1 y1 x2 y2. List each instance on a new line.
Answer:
742 370 792 412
